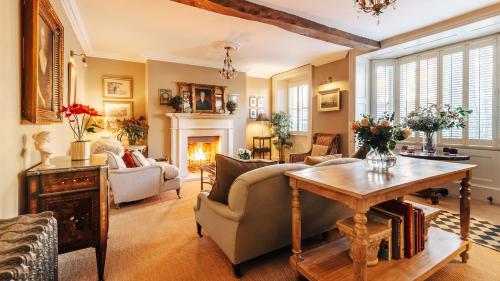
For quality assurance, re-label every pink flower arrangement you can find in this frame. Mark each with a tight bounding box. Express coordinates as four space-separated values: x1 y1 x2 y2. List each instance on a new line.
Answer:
60 103 101 141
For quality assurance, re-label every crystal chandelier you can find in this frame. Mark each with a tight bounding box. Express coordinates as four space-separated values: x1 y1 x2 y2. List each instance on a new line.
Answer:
354 0 397 23
219 46 237 80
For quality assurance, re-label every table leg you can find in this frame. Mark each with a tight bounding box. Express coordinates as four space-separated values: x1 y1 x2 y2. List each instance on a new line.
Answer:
200 168 204 191
460 171 471 263
352 211 368 281
290 179 303 270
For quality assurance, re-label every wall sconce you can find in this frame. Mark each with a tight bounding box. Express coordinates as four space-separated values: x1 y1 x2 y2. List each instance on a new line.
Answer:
70 50 87 67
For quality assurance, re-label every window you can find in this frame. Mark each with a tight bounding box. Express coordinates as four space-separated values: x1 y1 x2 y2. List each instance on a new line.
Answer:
468 44 495 142
374 63 395 118
399 61 417 122
419 56 438 108
442 50 464 140
288 83 309 133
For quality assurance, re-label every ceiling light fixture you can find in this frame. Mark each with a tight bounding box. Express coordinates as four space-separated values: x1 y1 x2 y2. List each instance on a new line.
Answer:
70 50 87 67
353 0 397 24
219 45 238 80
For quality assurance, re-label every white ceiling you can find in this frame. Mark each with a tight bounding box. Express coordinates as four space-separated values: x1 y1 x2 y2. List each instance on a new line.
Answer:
66 0 499 78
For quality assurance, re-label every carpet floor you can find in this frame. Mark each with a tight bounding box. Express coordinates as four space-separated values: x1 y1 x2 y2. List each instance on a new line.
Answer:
59 181 500 281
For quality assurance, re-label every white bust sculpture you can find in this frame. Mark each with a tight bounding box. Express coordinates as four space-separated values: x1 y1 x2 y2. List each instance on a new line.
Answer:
33 131 54 168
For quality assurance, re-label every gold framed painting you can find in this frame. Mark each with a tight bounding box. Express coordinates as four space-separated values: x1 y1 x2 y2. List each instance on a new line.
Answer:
103 76 133 99
103 101 133 121
318 88 340 112
22 0 64 124
191 84 215 113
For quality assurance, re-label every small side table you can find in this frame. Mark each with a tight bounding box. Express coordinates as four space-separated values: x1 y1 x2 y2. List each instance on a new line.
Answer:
252 136 272 160
200 163 216 191
399 151 470 204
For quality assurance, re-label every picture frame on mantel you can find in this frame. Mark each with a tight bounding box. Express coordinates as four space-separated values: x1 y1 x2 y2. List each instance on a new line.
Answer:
318 88 340 112
22 0 64 124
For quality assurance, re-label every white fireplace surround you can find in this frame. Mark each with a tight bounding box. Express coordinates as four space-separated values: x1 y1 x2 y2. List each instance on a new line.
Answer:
166 113 234 178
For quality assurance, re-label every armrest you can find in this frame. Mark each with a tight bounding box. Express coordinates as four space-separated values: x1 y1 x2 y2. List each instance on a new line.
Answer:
289 152 309 163
109 165 162 175
195 192 243 222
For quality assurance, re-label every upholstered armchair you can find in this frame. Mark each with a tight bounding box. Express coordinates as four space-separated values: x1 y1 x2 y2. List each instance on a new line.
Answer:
289 133 341 163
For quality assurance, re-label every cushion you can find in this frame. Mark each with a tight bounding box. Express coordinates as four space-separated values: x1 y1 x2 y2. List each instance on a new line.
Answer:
208 154 275 204
153 162 180 180
304 154 342 166
314 157 362 167
91 139 124 157
106 151 127 170
311 144 329 157
131 151 151 167
122 150 137 168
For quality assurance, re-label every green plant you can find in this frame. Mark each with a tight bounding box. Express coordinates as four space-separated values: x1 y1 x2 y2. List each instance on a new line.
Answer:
226 100 237 113
271 111 293 163
167 95 184 112
403 105 472 133
116 116 149 145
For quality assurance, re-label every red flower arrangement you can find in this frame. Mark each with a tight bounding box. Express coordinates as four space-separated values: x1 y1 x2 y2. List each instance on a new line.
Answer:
60 103 101 141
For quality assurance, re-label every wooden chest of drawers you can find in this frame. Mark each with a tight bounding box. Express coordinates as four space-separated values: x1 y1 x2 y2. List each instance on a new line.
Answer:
26 156 108 281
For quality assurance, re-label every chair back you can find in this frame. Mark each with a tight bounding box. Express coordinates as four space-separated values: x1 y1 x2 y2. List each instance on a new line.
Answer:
312 133 340 155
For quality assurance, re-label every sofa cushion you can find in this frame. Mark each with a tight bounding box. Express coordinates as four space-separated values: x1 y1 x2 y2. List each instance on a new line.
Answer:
314 157 362 167
132 151 151 167
304 154 342 166
106 151 127 170
208 154 275 204
311 144 329 156
122 150 137 168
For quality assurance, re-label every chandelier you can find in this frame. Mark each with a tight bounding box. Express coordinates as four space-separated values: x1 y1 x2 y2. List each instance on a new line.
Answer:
354 0 397 23
219 46 237 80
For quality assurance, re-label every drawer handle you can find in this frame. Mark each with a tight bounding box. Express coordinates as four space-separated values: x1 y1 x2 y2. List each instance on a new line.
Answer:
57 176 93 185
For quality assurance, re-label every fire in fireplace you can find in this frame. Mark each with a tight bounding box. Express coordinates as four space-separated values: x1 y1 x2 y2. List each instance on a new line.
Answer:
187 136 219 171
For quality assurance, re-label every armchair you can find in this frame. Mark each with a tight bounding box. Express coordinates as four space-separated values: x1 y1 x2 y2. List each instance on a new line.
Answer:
289 133 340 163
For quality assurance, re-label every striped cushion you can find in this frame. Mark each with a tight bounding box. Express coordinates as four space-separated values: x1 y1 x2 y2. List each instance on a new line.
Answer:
131 151 151 167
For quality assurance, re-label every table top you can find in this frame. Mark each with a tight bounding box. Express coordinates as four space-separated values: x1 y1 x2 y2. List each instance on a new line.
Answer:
26 156 108 176
253 136 272 139
398 151 470 161
285 156 476 199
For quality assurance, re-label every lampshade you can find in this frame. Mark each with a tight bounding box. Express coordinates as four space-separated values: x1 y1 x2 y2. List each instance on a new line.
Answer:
256 113 270 122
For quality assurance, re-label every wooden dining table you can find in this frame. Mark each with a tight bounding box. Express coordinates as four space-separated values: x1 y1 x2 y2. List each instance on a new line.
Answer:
285 156 476 281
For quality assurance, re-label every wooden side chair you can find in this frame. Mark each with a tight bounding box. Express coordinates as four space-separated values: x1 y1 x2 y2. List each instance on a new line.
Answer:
289 133 341 163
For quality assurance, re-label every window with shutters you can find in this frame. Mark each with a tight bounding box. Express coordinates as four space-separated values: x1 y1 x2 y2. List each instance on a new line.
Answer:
288 82 309 133
419 55 438 108
399 60 417 123
373 61 395 119
441 49 464 142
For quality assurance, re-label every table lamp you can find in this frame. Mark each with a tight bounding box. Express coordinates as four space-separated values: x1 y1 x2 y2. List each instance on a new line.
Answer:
256 113 270 137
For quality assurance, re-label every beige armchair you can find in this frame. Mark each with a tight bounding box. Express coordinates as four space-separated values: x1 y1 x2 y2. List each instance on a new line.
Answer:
289 133 341 163
194 163 353 276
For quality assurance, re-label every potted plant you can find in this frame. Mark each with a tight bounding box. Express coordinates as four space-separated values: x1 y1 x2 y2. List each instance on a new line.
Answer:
404 105 471 153
271 111 293 163
236 148 251 160
60 103 101 160
167 95 184 113
116 116 149 146
226 100 237 114
352 113 412 171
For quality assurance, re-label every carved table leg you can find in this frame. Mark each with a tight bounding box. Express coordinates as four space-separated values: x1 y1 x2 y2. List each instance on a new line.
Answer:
290 179 302 279
460 171 471 263
352 212 368 281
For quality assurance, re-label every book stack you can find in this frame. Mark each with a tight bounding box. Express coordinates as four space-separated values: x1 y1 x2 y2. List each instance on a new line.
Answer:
370 200 426 259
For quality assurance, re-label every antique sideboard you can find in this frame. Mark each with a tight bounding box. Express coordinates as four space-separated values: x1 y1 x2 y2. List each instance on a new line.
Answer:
26 156 108 281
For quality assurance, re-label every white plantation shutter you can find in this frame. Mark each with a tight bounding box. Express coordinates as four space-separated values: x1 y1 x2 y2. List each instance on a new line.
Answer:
442 50 464 140
419 56 438 107
288 83 309 133
399 61 417 122
375 63 395 118
468 44 495 142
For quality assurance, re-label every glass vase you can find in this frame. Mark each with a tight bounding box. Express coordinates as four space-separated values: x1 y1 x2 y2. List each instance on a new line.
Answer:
366 147 397 172
423 132 437 154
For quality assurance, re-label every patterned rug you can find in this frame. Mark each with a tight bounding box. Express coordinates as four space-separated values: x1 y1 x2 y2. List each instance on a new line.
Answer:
431 210 500 252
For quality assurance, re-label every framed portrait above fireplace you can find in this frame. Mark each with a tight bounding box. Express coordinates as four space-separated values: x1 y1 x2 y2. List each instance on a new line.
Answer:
22 0 64 124
192 85 214 113
176 83 226 114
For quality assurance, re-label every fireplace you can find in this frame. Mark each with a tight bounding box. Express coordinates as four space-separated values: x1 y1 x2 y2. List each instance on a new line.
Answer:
187 136 219 171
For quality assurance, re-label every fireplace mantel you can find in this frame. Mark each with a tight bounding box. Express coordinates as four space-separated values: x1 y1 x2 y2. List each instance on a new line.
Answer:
166 113 234 177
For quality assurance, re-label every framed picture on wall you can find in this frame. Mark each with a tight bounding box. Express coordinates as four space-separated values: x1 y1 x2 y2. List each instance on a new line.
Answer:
318 88 340 112
103 101 133 120
229 94 238 104
103 76 133 99
192 85 214 113
159 88 172 105
249 108 258 119
249 96 257 107
182 91 192 111
257 97 264 108
215 94 225 113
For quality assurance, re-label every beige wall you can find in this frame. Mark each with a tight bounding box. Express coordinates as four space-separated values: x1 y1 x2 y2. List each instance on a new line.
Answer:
146 60 247 159
0 0 86 218
85 57 146 118
245 77 272 149
312 58 350 156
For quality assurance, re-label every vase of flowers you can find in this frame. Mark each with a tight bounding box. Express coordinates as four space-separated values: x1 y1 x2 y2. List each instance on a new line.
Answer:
352 113 411 172
116 116 149 145
404 105 471 154
271 111 293 164
60 103 101 160
237 148 251 160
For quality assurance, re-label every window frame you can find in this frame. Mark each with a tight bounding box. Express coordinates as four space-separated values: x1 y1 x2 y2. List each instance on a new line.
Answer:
287 79 310 135
371 59 396 119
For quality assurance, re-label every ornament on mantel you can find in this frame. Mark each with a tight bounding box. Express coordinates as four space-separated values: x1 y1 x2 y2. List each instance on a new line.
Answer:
33 131 55 168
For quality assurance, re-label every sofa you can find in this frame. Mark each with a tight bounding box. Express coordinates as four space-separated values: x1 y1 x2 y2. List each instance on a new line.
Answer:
194 159 360 276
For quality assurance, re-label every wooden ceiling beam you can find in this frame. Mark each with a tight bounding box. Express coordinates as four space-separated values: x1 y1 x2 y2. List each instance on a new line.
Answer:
171 0 380 50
